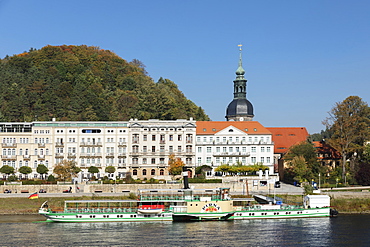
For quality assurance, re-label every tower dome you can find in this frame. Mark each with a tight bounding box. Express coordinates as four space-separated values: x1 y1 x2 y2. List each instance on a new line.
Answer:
225 45 254 121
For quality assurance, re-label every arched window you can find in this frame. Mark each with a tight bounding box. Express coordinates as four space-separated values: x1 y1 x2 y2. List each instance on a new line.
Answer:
160 169 164 176
142 169 147 176
151 169 155 176
133 169 137 176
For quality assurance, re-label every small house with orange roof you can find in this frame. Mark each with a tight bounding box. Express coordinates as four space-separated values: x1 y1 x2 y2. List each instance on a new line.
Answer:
196 121 274 174
313 140 341 169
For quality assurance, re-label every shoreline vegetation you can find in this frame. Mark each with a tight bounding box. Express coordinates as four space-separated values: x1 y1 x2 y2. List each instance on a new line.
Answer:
1 195 370 215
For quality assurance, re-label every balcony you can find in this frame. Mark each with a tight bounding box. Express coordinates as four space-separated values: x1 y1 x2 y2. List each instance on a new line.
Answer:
2 143 16 148
38 143 45 148
80 142 102 147
132 140 139 144
38 155 45 160
117 153 127 157
106 153 114 157
67 153 76 158
213 152 250 157
159 140 165 144
79 153 102 158
55 153 64 158
55 142 64 147
186 140 193 144
1 155 16 160
118 142 127 146
23 155 30 160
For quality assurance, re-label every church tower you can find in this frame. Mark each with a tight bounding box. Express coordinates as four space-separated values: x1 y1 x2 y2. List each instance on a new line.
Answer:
225 45 254 121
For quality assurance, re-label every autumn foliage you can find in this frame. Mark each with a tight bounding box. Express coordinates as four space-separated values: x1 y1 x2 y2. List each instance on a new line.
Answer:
0 45 210 122
168 154 185 177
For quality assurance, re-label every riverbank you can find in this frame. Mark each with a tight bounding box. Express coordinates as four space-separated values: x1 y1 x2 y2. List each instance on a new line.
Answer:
1 194 370 215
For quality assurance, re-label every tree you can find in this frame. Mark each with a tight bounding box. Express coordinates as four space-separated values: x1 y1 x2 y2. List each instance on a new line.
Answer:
355 144 370 185
88 166 99 179
214 163 268 176
36 164 49 179
53 160 81 181
323 96 370 180
105 166 116 178
284 141 322 182
19 166 32 179
168 154 185 179
0 165 15 179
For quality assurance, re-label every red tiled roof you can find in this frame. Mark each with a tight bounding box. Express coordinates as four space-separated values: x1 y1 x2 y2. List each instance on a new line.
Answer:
266 127 309 154
196 121 271 135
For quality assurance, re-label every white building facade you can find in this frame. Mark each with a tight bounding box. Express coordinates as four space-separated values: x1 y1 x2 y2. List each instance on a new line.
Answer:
0 119 197 181
195 121 275 175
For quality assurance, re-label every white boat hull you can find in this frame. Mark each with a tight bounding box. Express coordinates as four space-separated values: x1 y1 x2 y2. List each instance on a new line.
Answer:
39 210 173 222
232 207 330 220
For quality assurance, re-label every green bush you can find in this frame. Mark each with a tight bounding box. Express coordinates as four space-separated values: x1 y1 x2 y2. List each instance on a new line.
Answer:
47 175 56 182
22 180 43 185
188 178 222 183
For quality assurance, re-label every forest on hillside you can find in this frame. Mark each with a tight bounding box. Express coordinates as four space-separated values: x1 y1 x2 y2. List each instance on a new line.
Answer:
0 45 210 122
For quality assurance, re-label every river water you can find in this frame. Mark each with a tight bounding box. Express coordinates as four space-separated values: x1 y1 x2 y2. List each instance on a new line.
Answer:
0 214 369 246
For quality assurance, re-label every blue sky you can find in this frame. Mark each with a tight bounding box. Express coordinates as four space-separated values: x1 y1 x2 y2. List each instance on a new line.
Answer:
1 0 369 134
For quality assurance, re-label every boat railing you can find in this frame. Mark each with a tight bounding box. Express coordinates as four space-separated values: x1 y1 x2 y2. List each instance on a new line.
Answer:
64 208 138 213
233 205 304 211
139 194 224 201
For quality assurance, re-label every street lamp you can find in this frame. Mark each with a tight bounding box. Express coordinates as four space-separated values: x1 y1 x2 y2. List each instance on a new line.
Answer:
319 173 321 189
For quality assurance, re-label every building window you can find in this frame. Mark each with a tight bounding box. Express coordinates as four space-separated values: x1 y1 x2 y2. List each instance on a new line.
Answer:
160 158 165 164
151 158 155 164
169 146 173 153
143 135 147 141
251 147 256 153
261 157 265 163
178 135 182 141
207 147 211 153
267 147 271 152
169 135 173 141
198 147 202 153
251 157 256 163
261 147 265 152
160 169 164 176
151 169 155 176
133 169 137 176
206 157 211 163
197 157 202 164
266 157 271 163
152 146 156 152
152 135 156 141
143 158 147 164
142 169 147 176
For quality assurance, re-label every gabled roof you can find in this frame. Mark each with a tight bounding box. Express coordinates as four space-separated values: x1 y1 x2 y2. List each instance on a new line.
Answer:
196 121 271 135
313 141 341 159
267 127 309 154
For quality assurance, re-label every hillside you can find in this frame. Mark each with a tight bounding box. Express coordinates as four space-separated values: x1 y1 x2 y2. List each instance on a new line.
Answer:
0 45 209 122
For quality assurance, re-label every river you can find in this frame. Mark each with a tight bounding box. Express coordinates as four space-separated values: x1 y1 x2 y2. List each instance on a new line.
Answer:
0 214 369 246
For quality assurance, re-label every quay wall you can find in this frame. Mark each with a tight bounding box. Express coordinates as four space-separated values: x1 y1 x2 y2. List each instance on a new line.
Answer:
0 182 273 195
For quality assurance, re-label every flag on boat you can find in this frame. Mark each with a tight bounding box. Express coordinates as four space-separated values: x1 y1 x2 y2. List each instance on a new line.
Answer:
28 192 39 199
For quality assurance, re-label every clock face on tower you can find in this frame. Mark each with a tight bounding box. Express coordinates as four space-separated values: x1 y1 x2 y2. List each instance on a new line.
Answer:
239 117 244 121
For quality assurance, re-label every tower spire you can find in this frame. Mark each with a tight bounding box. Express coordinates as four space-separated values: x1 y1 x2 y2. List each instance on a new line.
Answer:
236 44 245 77
225 44 254 121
